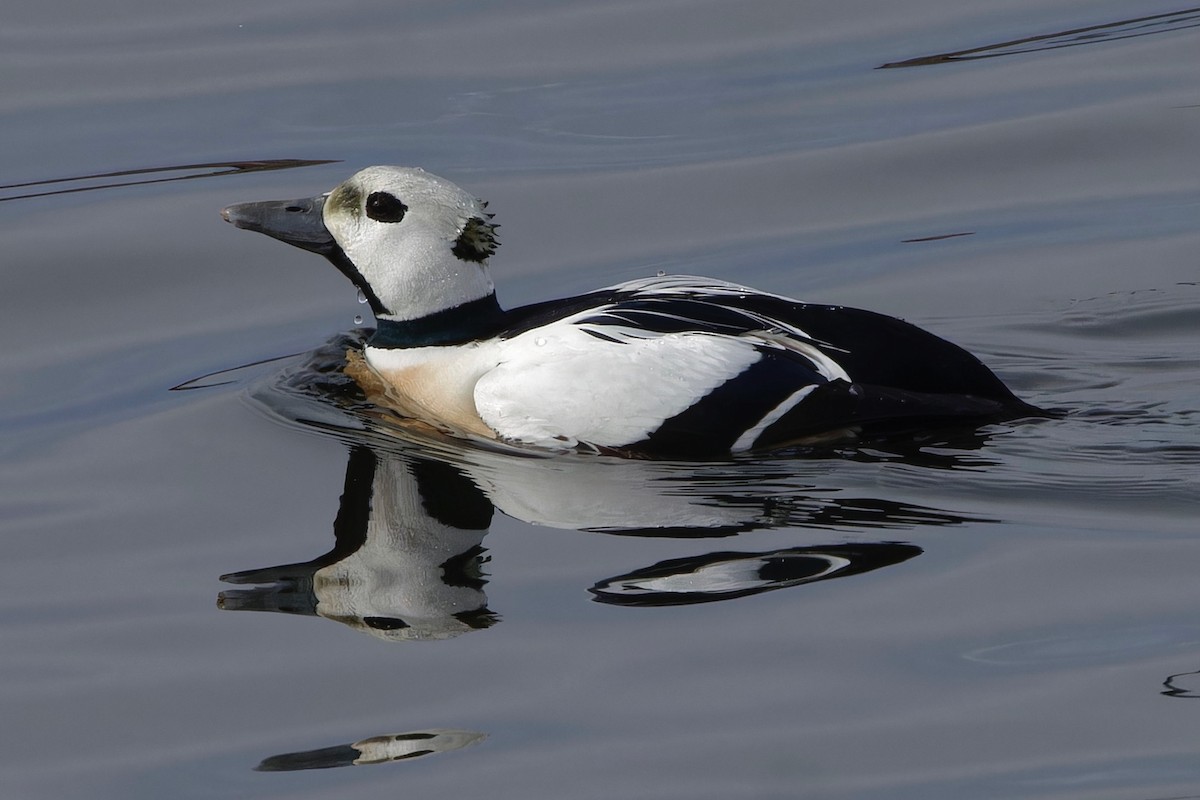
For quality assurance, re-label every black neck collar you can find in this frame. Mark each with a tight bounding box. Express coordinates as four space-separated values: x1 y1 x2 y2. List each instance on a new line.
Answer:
368 294 506 349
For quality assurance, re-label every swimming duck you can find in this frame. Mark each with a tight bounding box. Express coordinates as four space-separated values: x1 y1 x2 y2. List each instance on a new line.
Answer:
222 166 1039 457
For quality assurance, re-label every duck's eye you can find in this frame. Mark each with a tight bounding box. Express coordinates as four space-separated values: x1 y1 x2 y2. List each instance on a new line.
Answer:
364 191 408 223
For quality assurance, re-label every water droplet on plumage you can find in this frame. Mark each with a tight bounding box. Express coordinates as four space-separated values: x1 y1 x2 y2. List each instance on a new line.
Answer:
357 288 368 304
535 337 547 347
656 270 666 277
354 314 363 325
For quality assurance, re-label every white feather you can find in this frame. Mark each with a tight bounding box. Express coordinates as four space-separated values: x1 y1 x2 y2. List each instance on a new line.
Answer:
732 384 819 452
475 323 760 449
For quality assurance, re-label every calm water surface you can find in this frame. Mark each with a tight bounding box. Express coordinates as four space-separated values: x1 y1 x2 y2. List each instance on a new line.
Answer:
2 2 1199 798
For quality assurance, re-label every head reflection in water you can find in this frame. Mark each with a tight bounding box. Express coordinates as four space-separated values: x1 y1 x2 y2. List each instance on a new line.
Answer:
219 446 498 642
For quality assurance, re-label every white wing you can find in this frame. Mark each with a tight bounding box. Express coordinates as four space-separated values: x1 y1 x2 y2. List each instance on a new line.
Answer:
474 323 760 450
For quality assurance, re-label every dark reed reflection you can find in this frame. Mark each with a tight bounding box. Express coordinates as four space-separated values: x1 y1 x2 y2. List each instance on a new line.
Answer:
256 729 485 771
1162 669 1200 699
0 159 337 203
879 7 1200 68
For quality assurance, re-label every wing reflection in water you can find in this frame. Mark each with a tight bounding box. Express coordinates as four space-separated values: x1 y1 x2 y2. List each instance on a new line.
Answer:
591 543 922 607
215 333 987 641
255 729 486 771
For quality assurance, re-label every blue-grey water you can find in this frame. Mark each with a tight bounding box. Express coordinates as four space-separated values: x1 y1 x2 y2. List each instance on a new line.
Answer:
3 2 1200 798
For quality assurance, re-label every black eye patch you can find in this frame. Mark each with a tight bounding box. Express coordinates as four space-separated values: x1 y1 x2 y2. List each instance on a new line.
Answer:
364 191 408 223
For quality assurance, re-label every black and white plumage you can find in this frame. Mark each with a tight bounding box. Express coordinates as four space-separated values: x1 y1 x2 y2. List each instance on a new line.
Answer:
222 166 1040 457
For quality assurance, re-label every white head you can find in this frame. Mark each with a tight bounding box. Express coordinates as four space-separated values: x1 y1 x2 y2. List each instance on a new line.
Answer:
324 167 498 320
222 166 499 322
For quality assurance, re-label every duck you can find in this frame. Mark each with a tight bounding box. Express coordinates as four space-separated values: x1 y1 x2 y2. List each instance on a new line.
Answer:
221 166 1041 457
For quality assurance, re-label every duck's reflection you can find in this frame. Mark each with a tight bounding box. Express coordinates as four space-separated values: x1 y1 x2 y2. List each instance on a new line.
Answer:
219 447 498 641
218 436 961 638
215 333 992 640
255 729 486 771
